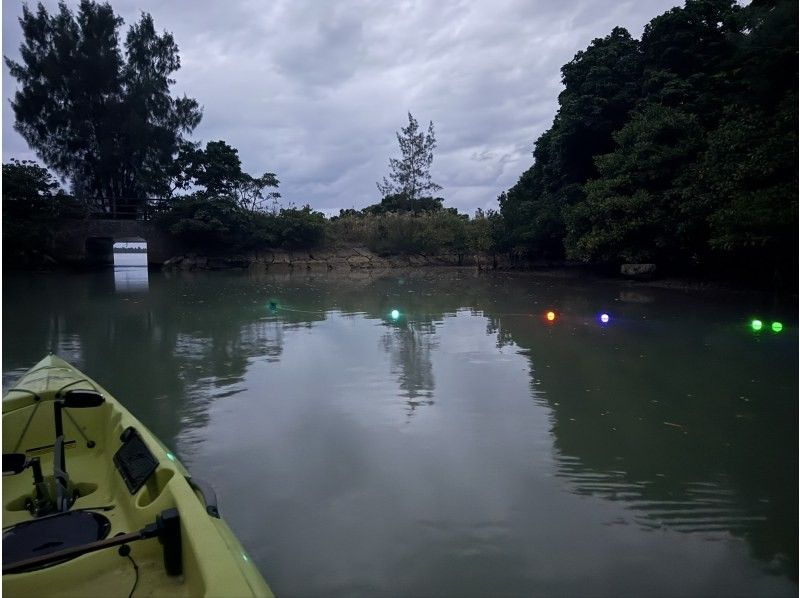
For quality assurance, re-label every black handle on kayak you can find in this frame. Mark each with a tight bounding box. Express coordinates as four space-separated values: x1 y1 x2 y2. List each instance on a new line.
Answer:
186 477 220 518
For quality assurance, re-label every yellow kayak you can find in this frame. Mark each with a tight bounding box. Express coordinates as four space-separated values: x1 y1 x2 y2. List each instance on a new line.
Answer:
3 355 274 597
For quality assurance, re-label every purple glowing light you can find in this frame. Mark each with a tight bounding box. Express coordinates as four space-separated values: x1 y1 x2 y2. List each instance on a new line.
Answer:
600 313 610 324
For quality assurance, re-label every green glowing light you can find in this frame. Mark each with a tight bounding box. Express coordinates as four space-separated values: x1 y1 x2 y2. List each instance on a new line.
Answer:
166 452 176 462
751 319 763 331
390 309 400 320
242 552 249 562
771 321 783 333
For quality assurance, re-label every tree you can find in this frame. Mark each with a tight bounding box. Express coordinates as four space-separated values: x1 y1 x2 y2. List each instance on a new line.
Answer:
377 113 441 203
699 0 798 267
154 139 283 250
499 0 797 285
362 192 443 215
565 106 705 264
499 27 641 258
2 160 61 208
174 140 280 212
2 159 82 263
701 104 797 259
639 0 741 126
556 26 642 185
5 1 202 216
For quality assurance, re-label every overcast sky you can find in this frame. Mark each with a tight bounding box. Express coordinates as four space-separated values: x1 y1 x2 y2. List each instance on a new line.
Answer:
3 0 679 215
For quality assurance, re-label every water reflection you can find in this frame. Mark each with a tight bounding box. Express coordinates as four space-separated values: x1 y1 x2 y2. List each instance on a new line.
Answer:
484 287 798 578
381 319 438 413
113 266 149 292
2 269 796 595
113 251 149 293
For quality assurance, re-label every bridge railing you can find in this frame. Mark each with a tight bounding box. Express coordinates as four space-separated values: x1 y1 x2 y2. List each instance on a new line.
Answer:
81 199 170 221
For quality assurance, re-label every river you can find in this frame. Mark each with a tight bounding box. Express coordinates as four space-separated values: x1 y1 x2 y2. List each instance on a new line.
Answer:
2 264 797 596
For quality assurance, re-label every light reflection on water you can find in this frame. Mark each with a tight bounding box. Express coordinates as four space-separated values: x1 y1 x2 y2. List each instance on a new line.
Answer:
113 251 149 292
113 266 149 293
2 269 797 597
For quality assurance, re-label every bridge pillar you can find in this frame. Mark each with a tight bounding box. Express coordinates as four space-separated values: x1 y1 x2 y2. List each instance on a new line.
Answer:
85 237 115 267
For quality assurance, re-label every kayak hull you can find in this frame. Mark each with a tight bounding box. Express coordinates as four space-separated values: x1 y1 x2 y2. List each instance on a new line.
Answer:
3 355 274 597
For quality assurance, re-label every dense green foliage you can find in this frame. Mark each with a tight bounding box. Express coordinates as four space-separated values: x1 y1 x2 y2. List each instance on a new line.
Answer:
154 196 326 251
361 193 444 215
328 208 504 256
500 0 797 281
6 1 202 214
2 159 83 264
153 137 320 250
5 1 296 252
5 0 796 282
169 140 280 210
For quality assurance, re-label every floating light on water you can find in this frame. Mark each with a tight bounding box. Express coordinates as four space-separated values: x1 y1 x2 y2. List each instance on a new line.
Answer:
390 309 400 320
546 311 556 322
600 313 610 324
751 319 763 331
166 452 176 462
771 321 783 333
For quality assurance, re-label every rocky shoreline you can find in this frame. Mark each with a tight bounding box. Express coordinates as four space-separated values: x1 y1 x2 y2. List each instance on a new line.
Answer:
162 247 512 272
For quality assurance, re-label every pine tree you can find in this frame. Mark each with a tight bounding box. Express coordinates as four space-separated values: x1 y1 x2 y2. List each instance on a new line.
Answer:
6 2 202 215
377 113 441 203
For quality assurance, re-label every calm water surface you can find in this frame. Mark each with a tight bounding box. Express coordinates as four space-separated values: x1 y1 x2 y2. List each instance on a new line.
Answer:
3 266 797 597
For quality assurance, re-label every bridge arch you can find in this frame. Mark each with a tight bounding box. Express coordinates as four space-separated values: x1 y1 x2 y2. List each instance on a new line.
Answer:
51 220 178 268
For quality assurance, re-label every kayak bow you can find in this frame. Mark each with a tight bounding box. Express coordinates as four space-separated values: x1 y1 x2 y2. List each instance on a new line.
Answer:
2 355 274 597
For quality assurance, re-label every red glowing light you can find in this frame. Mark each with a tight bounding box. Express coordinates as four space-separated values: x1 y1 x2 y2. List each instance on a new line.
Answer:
546 311 556 322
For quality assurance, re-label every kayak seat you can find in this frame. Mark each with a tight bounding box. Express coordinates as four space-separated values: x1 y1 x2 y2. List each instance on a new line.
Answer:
3 510 111 569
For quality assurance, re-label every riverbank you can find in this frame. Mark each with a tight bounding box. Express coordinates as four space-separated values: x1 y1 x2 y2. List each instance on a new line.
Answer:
161 246 511 272
7 243 794 297
154 249 795 298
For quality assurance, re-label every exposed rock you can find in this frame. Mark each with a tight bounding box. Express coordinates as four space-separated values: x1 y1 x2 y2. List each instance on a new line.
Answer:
160 246 510 272
271 252 292 265
618 290 656 303
306 259 329 271
248 260 269 273
620 263 657 279
268 260 292 271
41 254 59 268
346 255 373 269
163 255 183 267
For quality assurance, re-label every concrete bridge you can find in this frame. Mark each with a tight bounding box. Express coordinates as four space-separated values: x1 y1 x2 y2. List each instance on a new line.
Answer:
50 219 179 267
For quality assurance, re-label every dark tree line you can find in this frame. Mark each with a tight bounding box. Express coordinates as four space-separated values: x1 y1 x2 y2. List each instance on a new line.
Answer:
4 1 278 219
499 0 797 283
5 0 796 281
4 1 311 254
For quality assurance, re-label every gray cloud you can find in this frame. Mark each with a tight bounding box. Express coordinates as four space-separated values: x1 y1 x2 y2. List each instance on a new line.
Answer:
3 0 679 215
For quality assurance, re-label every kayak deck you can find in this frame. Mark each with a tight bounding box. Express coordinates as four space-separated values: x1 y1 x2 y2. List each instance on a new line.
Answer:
3 355 272 597
4 429 189 596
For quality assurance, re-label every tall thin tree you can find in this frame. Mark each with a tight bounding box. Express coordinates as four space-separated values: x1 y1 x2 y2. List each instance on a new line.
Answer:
377 112 441 203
